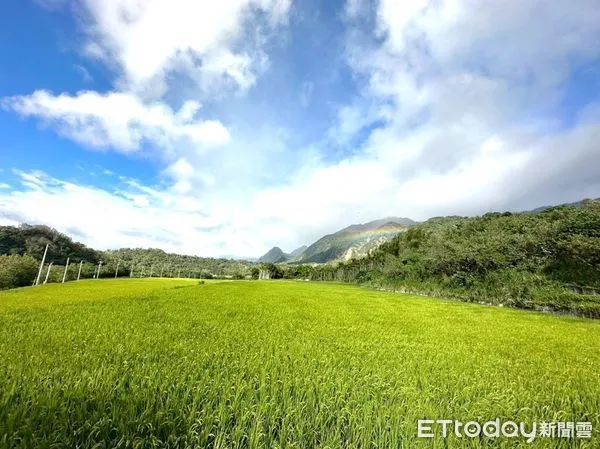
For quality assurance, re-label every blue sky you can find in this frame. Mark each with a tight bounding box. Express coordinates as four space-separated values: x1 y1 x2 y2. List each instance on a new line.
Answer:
1 0 599 258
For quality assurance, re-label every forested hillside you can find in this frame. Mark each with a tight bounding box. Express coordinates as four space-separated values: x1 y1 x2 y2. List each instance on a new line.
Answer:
0 224 100 264
0 225 255 289
103 248 255 279
306 200 600 317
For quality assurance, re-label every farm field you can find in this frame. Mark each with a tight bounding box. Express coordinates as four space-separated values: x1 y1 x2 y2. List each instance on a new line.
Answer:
1 279 599 448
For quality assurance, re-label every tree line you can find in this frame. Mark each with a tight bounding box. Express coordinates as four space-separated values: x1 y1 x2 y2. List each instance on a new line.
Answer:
0 225 257 289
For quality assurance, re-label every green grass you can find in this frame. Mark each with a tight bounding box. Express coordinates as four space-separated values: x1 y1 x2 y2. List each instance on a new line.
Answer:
1 279 599 448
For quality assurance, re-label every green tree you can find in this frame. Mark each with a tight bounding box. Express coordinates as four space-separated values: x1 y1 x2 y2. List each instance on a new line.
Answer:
0 254 39 289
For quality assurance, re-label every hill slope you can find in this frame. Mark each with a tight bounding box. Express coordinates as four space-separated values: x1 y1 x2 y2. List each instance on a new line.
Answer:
258 247 289 263
0 224 100 264
289 245 307 259
297 217 415 263
529 197 600 213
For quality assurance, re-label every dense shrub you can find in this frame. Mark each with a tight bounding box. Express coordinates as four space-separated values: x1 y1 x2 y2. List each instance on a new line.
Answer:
0 254 39 290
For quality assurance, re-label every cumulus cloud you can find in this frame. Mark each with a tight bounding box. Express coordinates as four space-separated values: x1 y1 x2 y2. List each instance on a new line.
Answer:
3 90 230 152
76 0 292 96
162 158 196 194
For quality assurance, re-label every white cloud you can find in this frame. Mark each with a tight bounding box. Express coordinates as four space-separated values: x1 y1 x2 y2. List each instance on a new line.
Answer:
3 90 230 152
333 0 600 201
327 102 387 147
165 158 194 179
369 0 600 95
176 100 201 122
76 0 292 96
163 157 196 193
2 0 292 191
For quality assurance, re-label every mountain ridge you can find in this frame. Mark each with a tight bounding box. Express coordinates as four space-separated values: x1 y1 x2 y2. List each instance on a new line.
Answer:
258 217 416 265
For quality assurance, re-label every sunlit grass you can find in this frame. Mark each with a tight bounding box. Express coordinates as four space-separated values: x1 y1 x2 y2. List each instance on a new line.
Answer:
1 279 599 448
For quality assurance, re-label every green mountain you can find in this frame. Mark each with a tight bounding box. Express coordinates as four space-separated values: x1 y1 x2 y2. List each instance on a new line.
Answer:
258 246 289 263
0 224 100 264
295 217 415 264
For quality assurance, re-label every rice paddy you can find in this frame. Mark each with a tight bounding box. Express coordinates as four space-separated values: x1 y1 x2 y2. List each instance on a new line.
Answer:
1 279 599 448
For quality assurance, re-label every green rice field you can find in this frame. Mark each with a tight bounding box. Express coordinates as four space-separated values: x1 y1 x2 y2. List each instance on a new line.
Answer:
1 279 599 448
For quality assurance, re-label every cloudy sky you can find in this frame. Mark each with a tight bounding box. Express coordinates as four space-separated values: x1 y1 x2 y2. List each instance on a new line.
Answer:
0 0 599 258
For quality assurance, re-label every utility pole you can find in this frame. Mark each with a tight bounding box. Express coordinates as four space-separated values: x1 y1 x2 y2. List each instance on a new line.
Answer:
44 262 53 284
96 261 102 279
177 268 181 278
130 263 134 278
115 260 120 278
77 261 83 281
62 257 70 283
160 266 164 278
35 243 49 286
149 265 153 278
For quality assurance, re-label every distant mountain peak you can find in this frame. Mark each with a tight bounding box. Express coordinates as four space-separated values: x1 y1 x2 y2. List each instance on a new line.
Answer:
258 246 288 263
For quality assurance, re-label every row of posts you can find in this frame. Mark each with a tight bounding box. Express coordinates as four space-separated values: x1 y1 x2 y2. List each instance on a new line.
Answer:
34 244 110 286
131 265 183 278
34 244 192 286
